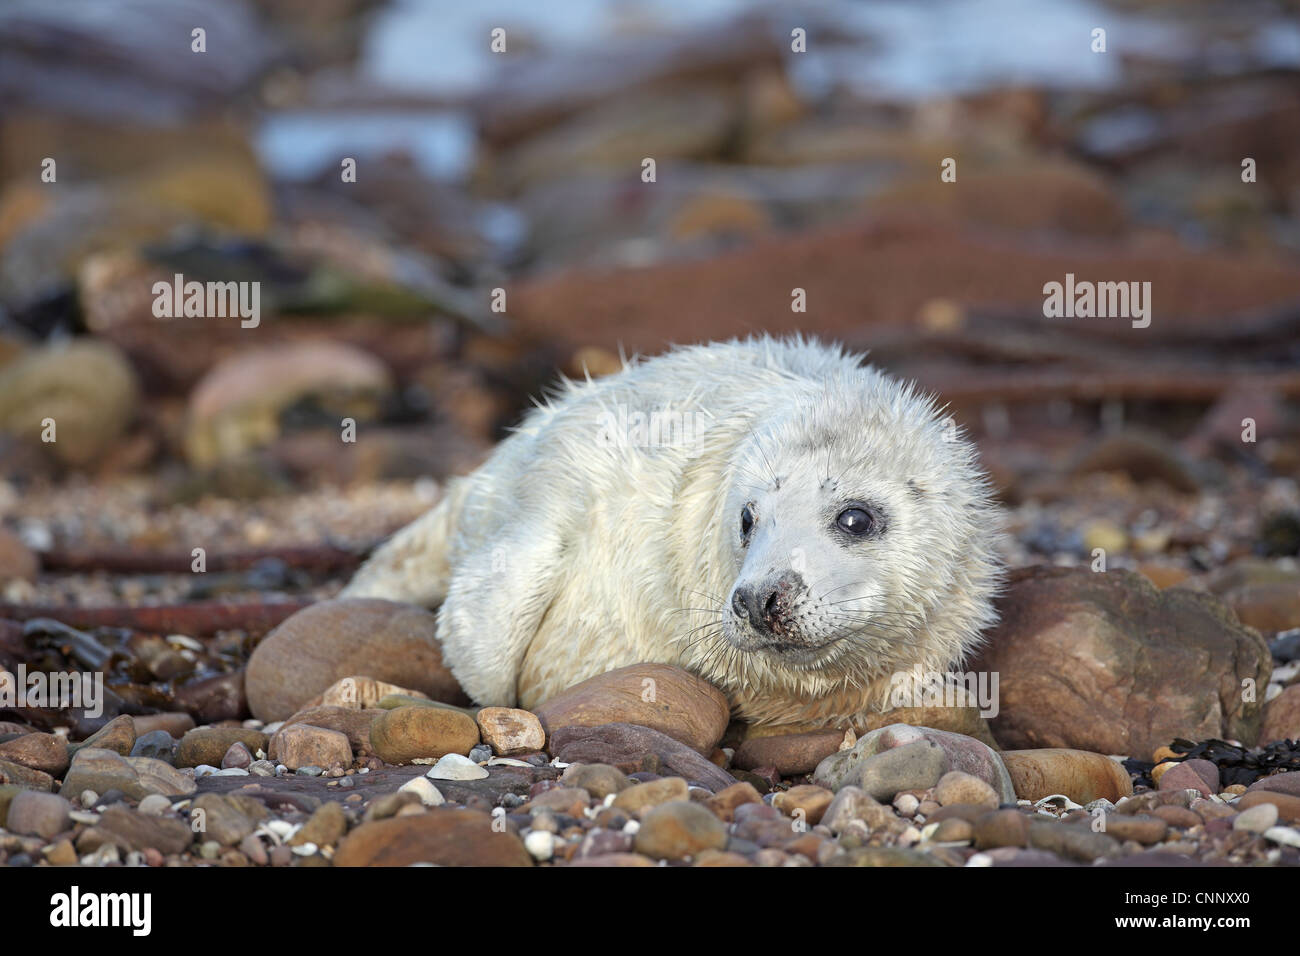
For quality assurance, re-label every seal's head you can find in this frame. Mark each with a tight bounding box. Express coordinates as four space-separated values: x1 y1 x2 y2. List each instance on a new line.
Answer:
712 368 1002 702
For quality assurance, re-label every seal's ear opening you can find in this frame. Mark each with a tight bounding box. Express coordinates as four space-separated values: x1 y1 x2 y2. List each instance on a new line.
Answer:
907 478 926 498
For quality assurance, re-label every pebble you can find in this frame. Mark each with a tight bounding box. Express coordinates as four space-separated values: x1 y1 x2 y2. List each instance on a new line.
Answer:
1028 821 1121 862
526 787 590 817
559 763 631 798
121 764 195 801
1262 826 1300 848
272 706 382 755
827 846 946 867
238 834 268 866
6 790 72 839
1246 772 1300 798
0 757 54 791
221 742 253 769
275 724 352 771
190 793 267 846
820 786 898 835
614 776 690 814
1158 758 1220 797
424 752 490 781
85 805 191 856
44 839 78 866
59 748 146 801
854 740 949 801
813 724 1014 803
893 793 920 817
174 728 269 768
1234 802 1280 833
934 770 1000 809
70 715 137 757
633 800 728 861
137 794 172 816
398 777 446 807
0 731 70 776
1152 805 1202 828
334 809 533 867
477 707 546 755
524 829 556 861
1098 814 1168 844
772 785 834 826
289 801 347 848
1235 791 1300 823
129 730 177 763
370 706 480 764
933 817 975 843
974 809 1030 849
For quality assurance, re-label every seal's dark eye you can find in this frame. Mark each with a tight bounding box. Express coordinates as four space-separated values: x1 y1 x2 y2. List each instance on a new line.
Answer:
836 507 875 536
740 505 754 537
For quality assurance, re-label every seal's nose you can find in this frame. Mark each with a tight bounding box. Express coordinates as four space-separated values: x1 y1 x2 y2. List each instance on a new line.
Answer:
732 572 801 633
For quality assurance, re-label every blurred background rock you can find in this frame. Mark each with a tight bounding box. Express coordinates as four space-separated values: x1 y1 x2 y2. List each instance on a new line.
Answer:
0 0 1298 620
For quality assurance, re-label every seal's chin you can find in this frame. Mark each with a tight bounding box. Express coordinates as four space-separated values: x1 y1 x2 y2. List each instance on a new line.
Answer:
722 624 839 669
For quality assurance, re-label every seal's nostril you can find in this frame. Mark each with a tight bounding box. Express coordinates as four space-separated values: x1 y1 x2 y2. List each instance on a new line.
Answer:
731 588 749 621
763 589 779 619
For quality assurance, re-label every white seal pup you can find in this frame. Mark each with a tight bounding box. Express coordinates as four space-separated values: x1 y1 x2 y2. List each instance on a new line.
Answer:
342 336 1002 728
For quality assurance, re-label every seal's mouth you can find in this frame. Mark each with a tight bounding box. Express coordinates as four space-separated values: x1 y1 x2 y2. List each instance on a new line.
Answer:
729 632 839 668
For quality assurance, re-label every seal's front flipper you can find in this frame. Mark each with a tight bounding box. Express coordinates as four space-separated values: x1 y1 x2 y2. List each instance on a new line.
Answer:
435 530 564 708
340 478 468 607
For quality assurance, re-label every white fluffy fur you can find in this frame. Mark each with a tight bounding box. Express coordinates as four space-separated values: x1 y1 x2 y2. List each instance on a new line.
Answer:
342 336 1002 728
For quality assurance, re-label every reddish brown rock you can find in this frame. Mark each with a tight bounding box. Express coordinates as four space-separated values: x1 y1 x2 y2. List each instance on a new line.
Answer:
703 781 762 822
174 728 268 768
634 800 728 861
524 787 591 817
369 705 479 764
132 713 196 738
0 757 54 791
773 784 834 825
1158 759 1219 797
476 707 546 755
1236 790 1300 823
1260 685 1300 745
733 728 850 776
272 706 382 756
566 853 657 867
245 598 470 722
612 776 689 814
1000 749 1134 803
1246 772 1300 798
0 732 69 777
972 566 1270 754
548 722 736 792
334 809 533 867
273 724 352 771
533 663 729 755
